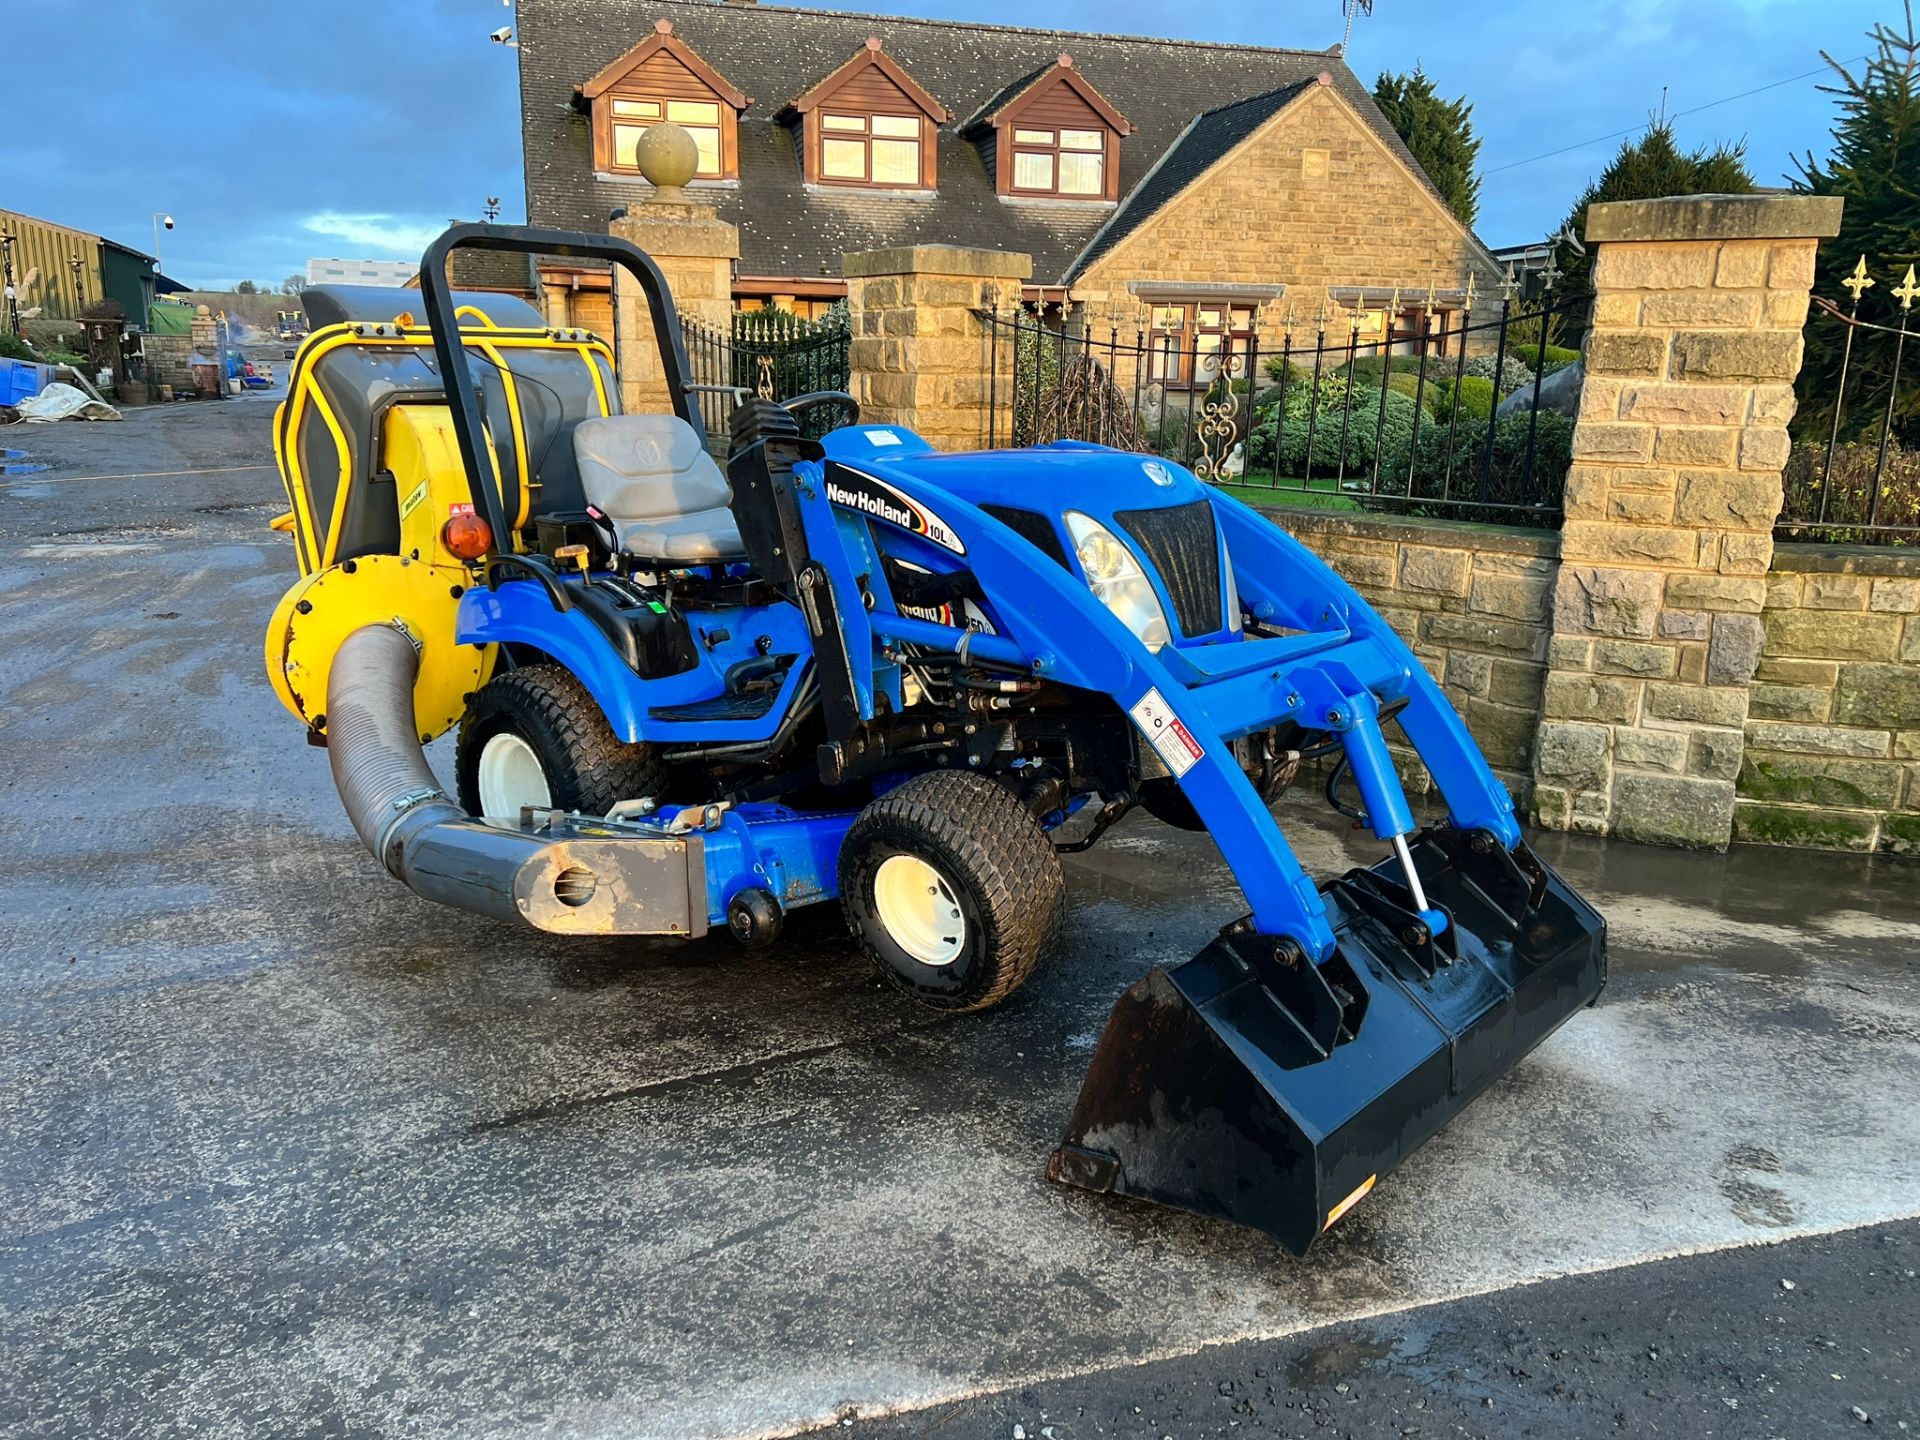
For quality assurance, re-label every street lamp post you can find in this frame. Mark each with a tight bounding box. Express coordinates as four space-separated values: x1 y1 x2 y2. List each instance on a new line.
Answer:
151 213 173 271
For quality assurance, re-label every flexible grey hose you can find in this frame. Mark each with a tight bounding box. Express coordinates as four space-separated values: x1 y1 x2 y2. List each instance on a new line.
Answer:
325 623 467 879
321 622 698 933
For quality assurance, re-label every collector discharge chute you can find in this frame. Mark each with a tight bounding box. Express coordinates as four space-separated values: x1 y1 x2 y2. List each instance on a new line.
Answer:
265 222 1604 1254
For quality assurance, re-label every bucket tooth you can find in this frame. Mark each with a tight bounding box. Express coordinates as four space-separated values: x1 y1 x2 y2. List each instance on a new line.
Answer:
1049 831 1606 1255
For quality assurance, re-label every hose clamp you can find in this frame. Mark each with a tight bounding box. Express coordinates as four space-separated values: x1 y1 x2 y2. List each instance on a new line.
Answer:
385 617 424 656
389 786 445 816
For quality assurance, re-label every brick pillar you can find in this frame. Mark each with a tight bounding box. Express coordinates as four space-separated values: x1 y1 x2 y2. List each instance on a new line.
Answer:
609 202 738 415
1532 193 1843 847
842 246 1033 451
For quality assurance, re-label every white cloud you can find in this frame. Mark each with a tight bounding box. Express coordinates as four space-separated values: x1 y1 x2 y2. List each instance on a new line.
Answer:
300 212 443 258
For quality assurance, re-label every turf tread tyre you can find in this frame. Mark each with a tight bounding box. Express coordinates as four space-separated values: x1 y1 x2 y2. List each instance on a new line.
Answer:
456 664 665 817
840 770 1065 1013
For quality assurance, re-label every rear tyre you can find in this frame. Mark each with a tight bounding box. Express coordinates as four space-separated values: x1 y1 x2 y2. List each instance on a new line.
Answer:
839 770 1065 1012
455 664 665 818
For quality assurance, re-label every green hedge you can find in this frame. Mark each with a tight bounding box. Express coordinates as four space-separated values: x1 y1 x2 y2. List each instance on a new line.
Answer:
1246 375 1421 477
1447 375 1496 420
1512 341 1581 374
1363 410 1574 522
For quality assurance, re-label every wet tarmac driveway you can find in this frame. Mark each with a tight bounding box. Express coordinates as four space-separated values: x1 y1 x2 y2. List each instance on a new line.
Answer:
1 401 1916 1438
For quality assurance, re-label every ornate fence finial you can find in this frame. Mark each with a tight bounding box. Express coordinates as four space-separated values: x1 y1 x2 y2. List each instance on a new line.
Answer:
1842 255 1876 306
1499 262 1519 304
1895 264 1920 312
1538 248 1563 293
1464 271 1477 312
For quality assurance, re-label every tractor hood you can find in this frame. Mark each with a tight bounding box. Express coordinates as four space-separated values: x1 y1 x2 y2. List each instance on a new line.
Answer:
820 427 1211 513
820 426 1236 645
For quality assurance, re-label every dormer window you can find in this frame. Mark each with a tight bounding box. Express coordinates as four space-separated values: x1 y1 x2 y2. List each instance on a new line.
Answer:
577 20 750 183
780 38 950 191
821 112 924 185
960 54 1130 203
612 98 726 176
1010 126 1108 197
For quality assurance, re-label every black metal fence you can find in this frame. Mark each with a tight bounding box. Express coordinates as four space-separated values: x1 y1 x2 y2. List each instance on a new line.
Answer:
983 286 1582 526
1778 264 1919 545
682 303 852 439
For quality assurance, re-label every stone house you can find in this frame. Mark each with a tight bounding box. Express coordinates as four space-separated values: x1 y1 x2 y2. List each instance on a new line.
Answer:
514 0 1503 366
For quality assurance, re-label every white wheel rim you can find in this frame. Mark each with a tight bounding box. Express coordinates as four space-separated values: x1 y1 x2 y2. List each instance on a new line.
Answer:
872 854 966 967
477 731 552 817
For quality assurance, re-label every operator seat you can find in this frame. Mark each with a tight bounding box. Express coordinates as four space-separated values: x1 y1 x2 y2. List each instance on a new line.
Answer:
572 414 747 565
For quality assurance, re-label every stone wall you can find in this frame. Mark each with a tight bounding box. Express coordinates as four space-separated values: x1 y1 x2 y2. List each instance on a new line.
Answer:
1737 544 1920 853
1263 507 1557 802
1530 193 1843 847
140 333 196 392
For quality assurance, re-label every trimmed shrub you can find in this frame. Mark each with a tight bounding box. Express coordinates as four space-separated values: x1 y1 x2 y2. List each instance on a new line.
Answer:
1339 353 1435 389
0 333 35 362
1366 409 1574 523
1447 374 1497 420
1247 381 1420 479
1462 352 1536 393
1513 341 1581 375
1385 370 1447 415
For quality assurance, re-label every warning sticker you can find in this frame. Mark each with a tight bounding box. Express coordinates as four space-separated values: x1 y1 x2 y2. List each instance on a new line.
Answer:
1128 687 1204 778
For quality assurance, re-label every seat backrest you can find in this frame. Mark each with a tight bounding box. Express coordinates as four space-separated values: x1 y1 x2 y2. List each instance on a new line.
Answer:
572 414 730 524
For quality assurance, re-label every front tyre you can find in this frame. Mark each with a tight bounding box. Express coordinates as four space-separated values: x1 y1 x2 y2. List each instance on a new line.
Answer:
455 664 664 818
839 770 1065 1012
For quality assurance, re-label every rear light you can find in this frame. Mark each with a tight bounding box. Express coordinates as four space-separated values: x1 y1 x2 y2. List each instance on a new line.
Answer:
442 511 493 560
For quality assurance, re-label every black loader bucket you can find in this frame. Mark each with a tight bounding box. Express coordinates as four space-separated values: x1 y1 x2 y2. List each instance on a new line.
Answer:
1048 829 1606 1255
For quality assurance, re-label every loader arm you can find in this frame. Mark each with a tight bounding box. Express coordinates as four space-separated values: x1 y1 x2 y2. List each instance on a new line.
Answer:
780 457 1523 962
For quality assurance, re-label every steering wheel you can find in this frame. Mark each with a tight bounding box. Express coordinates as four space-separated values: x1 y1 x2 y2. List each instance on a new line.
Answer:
780 391 860 427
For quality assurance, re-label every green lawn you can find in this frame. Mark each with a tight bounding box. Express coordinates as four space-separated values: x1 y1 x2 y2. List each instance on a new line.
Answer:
1211 477 1364 512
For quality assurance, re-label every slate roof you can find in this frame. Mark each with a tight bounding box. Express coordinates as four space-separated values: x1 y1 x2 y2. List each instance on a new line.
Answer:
518 0 1450 287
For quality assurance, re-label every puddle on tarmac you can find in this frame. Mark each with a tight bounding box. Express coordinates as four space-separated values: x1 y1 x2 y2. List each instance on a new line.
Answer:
1285 1319 1443 1389
1 447 49 476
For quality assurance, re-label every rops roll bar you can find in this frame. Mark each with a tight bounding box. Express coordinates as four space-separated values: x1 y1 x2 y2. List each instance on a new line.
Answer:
414 223 695 556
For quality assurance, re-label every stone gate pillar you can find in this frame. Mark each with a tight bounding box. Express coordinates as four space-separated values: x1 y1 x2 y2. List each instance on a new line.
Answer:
608 124 739 415
1531 193 1843 846
842 246 1033 451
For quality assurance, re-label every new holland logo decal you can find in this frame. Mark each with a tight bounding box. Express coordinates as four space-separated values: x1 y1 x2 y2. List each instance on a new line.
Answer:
825 467 966 556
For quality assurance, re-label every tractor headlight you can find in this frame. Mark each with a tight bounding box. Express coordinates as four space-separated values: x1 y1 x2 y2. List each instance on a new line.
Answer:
1064 511 1171 651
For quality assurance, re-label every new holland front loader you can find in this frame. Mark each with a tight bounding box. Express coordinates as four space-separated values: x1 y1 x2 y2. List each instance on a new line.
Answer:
265 225 1605 1255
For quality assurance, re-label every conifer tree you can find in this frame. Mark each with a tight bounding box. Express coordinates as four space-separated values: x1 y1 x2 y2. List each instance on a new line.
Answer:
1794 5 1920 442
1374 67 1482 227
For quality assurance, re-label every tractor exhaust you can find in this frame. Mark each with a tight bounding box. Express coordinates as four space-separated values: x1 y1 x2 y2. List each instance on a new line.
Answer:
1049 828 1606 1255
324 623 704 936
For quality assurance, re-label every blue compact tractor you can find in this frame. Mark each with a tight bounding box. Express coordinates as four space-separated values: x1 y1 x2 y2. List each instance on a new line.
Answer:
267 226 1605 1254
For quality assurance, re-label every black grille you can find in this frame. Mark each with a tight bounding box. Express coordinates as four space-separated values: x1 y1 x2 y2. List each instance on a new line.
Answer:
1116 499 1223 637
981 505 1070 569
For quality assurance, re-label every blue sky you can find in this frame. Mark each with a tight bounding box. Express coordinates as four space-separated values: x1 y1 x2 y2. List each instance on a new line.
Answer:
0 0 1891 289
